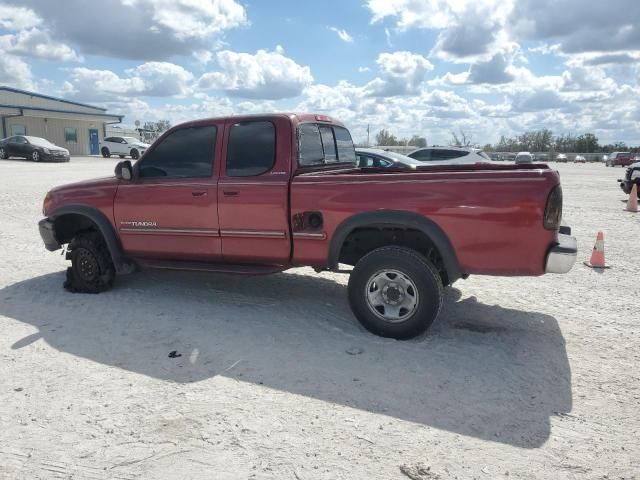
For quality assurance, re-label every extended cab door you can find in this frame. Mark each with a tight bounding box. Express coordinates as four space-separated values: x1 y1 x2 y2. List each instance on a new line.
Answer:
114 123 222 261
217 118 291 264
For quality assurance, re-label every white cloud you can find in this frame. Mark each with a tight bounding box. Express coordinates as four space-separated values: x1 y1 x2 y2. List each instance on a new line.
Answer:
198 46 314 99
0 4 40 30
0 52 34 90
0 28 82 62
123 0 247 40
64 62 194 101
14 0 247 61
364 51 434 97
328 27 354 43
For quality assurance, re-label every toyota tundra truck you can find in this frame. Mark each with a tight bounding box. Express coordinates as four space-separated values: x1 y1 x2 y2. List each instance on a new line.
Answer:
38 113 577 339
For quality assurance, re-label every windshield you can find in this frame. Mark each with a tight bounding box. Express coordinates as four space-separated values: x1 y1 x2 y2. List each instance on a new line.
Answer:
25 136 56 147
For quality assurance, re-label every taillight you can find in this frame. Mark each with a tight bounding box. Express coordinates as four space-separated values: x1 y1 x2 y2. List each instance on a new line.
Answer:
544 185 562 230
42 191 53 216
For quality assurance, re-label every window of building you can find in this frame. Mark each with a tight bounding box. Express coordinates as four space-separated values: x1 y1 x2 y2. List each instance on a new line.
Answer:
226 121 276 177
138 125 217 179
64 128 78 144
10 125 26 136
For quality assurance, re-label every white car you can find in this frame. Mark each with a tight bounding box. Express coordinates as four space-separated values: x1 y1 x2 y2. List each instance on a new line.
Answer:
101 136 150 159
515 152 534 164
408 146 493 165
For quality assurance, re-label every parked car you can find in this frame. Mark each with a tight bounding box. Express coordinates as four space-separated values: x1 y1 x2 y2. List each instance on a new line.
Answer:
618 162 640 198
0 135 70 162
101 136 150 159
408 146 492 165
38 113 576 340
515 152 534 164
533 153 550 162
574 155 586 163
555 154 568 163
356 148 424 169
606 152 633 167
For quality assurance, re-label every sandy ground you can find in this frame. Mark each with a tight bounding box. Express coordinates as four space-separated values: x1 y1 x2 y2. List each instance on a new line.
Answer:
0 157 638 480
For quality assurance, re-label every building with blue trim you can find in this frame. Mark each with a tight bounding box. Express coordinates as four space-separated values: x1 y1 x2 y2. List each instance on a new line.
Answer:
0 86 123 156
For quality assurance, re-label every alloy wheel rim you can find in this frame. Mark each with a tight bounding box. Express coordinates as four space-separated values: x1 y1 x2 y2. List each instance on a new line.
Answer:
365 269 419 323
75 248 99 282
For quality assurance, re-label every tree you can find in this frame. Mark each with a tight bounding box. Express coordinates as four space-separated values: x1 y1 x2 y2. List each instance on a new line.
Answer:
450 128 472 147
142 120 171 142
575 133 599 153
375 129 398 146
408 135 427 148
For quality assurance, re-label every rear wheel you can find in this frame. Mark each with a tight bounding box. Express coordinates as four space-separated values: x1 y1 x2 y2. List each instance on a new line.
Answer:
101 147 110 158
348 246 443 339
130 149 140 160
32 151 40 162
0 147 7 159
64 232 115 293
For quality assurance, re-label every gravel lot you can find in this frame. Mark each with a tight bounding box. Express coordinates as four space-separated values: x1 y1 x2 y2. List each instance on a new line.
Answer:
1 157 638 480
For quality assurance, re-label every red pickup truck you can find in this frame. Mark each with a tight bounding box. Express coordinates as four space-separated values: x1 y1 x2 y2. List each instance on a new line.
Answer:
39 113 577 339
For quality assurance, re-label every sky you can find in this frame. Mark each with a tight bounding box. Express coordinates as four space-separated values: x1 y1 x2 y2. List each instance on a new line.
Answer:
1 0 639 146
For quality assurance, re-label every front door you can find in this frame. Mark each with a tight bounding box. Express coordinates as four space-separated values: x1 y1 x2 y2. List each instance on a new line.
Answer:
88 129 99 155
114 123 222 261
217 118 291 264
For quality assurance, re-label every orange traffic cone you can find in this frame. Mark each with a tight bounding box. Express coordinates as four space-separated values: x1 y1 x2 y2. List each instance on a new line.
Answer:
584 231 610 269
627 184 638 212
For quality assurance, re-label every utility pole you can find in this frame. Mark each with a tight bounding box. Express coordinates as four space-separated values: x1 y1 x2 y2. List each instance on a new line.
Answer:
366 124 370 146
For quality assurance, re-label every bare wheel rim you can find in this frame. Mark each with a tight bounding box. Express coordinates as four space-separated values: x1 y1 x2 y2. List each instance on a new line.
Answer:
74 248 100 282
365 269 420 323
0 148 5 157
32 151 39 161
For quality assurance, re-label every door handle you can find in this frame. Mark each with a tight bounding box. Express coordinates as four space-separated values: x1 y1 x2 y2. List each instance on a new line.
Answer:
192 191 207 197
223 190 239 196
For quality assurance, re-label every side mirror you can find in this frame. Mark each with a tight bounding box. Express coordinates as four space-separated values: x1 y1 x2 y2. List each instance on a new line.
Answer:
115 160 133 181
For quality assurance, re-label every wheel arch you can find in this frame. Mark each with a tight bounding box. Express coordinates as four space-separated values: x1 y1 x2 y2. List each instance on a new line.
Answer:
50 204 130 274
329 210 462 284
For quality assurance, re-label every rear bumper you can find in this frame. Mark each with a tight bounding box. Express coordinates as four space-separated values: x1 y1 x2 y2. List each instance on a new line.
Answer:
545 232 577 274
39 218 61 251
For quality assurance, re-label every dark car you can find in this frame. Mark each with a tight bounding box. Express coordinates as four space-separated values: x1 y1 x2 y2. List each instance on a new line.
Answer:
0 135 70 162
356 148 425 169
619 162 640 198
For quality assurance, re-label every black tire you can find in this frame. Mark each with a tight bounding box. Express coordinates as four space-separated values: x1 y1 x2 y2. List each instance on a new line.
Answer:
0 147 7 159
101 147 110 158
130 149 139 160
348 246 443 340
64 232 115 294
119 155 125 159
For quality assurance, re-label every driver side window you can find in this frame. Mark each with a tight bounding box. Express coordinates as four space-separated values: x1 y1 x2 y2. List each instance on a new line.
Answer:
138 125 217 179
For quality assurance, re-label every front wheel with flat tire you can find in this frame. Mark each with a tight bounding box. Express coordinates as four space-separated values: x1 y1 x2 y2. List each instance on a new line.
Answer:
130 149 139 160
64 232 115 293
0 147 7 159
348 246 443 340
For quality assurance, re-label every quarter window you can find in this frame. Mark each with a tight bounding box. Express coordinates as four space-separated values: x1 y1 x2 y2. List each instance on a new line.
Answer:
319 126 338 162
298 123 356 167
138 125 216 179
226 121 276 177
334 127 356 163
64 128 78 144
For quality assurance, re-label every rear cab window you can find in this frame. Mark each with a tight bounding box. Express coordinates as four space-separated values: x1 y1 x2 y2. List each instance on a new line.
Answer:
298 123 356 168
